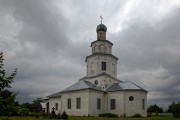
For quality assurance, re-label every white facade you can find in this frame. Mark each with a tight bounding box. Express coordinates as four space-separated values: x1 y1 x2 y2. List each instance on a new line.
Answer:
46 23 148 117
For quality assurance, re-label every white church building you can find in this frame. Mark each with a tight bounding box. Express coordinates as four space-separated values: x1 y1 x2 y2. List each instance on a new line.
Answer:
45 22 147 117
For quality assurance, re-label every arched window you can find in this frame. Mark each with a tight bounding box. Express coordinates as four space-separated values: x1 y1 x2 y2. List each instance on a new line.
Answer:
102 62 106 70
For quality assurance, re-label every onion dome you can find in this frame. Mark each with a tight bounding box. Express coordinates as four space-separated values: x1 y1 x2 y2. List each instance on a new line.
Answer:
96 24 107 32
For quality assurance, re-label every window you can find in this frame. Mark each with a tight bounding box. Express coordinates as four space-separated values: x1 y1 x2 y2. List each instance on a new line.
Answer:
142 99 145 110
55 103 58 110
102 62 106 70
129 96 134 101
67 98 71 109
76 98 81 109
46 102 49 113
112 63 115 73
97 98 101 109
94 80 98 85
110 99 116 110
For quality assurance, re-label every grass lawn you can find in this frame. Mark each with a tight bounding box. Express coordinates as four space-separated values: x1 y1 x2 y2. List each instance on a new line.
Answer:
0 116 179 120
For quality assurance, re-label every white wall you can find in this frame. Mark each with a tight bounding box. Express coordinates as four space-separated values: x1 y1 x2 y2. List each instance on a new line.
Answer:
107 91 124 116
124 91 147 117
61 89 89 116
48 89 147 117
88 89 105 116
49 97 61 114
86 55 117 78
107 90 147 117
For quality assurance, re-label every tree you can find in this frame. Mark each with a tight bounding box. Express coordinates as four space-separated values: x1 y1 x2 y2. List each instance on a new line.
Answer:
168 101 175 113
31 98 43 113
0 89 18 116
172 102 180 118
0 52 17 91
20 102 31 111
147 104 163 113
0 52 18 116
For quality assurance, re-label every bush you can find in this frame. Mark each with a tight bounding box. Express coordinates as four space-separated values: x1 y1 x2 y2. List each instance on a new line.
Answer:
19 108 29 116
132 113 142 117
99 113 118 118
35 114 39 119
57 113 61 119
61 111 68 119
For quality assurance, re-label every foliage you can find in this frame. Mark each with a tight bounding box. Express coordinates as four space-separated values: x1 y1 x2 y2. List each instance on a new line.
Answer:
172 102 180 118
0 89 18 116
99 113 118 118
19 108 29 116
0 52 18 116
20 102 31 110
147 104 163 113
0 52 17 91
61 110 68 119
57 113 61 119
168 101 175 113
31 98 43 113
132 113 142 117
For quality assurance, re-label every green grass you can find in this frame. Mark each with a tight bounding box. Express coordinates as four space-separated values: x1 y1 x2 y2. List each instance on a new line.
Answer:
0 116 179 120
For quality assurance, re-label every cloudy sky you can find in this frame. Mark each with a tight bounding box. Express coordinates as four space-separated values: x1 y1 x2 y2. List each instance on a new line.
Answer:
0 0 180 109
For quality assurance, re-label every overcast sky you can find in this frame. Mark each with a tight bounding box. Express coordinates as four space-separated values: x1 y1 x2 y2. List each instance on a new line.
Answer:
0 0 180 110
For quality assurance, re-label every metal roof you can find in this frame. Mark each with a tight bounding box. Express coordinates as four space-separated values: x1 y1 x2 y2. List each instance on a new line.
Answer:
61 80 102 93
106 81 147 92
79 72 122 82
47 81 147 98
47 92 61 98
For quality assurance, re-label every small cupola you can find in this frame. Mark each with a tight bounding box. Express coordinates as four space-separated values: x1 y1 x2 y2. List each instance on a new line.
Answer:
96 16 107 40
96 24 107 32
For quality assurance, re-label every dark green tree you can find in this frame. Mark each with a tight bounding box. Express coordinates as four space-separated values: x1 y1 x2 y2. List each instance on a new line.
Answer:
147 104 163 113
0 89 18 116
31 98 43 113
168 101 175 113
172 102 180 118
20 102 31 111
0 52 18 116
0 52 17 91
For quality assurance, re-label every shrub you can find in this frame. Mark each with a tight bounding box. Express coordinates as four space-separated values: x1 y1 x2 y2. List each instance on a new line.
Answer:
61 111 68 119
19 108 29 116
35 114 39 119
57 113 61 119
99 113 118 118
132 113 142 118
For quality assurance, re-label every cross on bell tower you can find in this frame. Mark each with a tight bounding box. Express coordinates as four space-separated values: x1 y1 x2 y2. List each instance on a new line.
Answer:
100 15 103 24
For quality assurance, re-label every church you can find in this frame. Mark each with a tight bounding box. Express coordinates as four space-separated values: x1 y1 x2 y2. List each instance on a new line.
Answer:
45 21 148 117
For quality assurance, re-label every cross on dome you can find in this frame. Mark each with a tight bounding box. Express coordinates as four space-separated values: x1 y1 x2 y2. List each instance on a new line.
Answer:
100 15 103 24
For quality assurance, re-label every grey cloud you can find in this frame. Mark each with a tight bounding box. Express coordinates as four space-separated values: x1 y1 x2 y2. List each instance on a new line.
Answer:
111 7 180 108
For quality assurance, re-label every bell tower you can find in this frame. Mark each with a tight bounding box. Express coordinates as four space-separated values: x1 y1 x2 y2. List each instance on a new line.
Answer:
85 18 118 79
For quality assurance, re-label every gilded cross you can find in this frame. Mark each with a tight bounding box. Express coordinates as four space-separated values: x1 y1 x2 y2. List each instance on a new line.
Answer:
100 15 103 24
